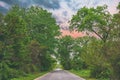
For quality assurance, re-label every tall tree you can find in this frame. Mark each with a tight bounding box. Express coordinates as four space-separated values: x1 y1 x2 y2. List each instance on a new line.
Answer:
25 6 60 71
70 5 113 43
58 36 74 70
70 5 118 79
107 2 120 79
0 5 29 80
70 4 120 79
0 5 60 79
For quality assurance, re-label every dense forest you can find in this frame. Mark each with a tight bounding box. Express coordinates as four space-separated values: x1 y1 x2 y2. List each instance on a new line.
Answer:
0 5 60 80
0 2 120 80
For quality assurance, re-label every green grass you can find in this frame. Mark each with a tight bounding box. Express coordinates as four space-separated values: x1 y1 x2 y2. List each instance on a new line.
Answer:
70 69 97 80
11 72 47 80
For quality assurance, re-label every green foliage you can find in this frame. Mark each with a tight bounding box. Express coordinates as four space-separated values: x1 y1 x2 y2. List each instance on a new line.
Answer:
58 36 87 70
25 6 60 71
70 5 113 43
117 2 120 10
105 41 120 80
80 37 111 79
0 62 25 80
26 6 60 47
70 3 120 79
0 5 60 79
70 69 94 80
11 72 47 80
70 37 89 70
90 65 110 79
71 54 85 70
70 69 110 80
58 36 74 70
0 2 120 80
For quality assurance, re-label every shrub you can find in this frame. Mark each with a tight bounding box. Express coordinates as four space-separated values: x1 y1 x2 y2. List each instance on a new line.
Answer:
0 62 26 80
90 65 111 79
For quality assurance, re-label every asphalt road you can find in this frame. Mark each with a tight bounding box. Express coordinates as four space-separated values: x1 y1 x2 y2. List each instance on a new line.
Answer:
34 69 85 80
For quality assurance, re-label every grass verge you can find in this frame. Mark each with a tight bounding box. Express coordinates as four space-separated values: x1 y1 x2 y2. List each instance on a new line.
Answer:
11 72 47 80
69 69 97 80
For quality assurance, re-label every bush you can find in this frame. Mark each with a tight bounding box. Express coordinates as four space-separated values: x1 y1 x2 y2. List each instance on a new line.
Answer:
90 65 111 79
0 62 26 80
20 64 39 73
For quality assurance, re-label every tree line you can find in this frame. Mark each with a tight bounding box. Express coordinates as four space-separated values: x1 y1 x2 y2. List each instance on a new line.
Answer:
0 2 120 80
0 5 60 80
58 3 120 80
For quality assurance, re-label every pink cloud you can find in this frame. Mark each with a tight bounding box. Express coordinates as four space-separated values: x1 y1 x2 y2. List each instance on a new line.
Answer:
60 30 86 38
107 0 120 14
0 1 5 6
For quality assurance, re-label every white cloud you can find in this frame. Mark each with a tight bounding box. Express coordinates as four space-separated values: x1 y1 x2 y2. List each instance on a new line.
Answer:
0 1 10 9
48 0 120 29
50 0 75 29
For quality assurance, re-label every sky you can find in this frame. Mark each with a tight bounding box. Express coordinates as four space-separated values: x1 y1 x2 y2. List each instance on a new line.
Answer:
0 0 120 38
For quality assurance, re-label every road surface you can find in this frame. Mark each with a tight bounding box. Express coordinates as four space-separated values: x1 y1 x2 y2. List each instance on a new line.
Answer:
34 69 85 80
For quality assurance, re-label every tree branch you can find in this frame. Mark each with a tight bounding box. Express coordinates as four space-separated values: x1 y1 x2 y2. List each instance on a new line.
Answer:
92 29 103 40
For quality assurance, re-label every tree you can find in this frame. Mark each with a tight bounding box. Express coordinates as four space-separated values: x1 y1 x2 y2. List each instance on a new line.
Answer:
70 5 116 79
58 36 74 70
25 6 60 71
70 37 89 70
106 3 120 79
105 40 120 80
70 5 113 43
0 5 60 79
70 4 120 79
0 13 4 60
0 5 29 79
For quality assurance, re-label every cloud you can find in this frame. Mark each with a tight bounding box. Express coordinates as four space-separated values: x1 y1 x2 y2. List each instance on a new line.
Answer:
0 0 60 9
0 0 119 38
34 0 60 9
0 0 120 29
0 1 10 13
50 1 75 29
0 0 13 5
51 0 120 29
0 1 10 9
51 0 120 37
61 30 86 38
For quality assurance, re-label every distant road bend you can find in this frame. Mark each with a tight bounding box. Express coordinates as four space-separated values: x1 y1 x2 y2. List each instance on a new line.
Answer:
34 69 85 80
